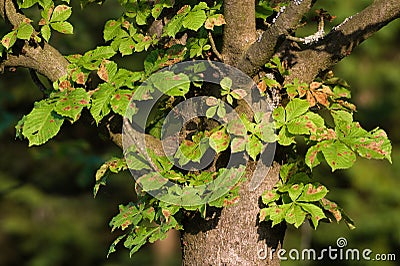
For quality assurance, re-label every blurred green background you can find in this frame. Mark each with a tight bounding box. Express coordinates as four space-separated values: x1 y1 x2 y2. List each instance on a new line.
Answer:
0 1 398 265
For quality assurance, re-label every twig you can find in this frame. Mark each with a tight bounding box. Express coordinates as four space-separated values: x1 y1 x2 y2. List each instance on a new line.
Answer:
208 31 223 62
286 15 325 44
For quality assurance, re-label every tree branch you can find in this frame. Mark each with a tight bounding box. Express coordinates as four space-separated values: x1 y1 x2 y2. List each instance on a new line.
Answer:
222 0 256 67
0 0 25 27
0 0 68 81
286 0 400 84
238 0 315 76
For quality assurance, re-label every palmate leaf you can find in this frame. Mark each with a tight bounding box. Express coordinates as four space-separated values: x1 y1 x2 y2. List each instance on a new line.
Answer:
285 203 306 228
54 88 90 122
110 89 133 116
285 98 310 122
41 25 51 42
51 21 73 34
16 23 34 40
103 20 121 41
306 140 356 171
209 128 230 153
152 0 174 19
22 100 64 146
183 9 207 31
163 6 189 37
152 71 190 96
1 31 17 49
297 184 328 202
297 202 326 228
50 5 72 22
90 83 116 124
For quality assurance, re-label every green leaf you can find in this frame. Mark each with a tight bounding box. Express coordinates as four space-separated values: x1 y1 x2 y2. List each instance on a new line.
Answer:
103 20 122 41
151 0 174 18
125 147 151 171
336 120 392 163
97 60 118 82
255 120 276 142
51 21 73 34
110 203 142 231
220 77 232 93
285 204 306 228
177 138 208 164
152 71 190 96
331 110 353 125
17 23 34 40
320 141 356 171
54 88 90 122
163 7 189 37
22 101 64 146
272 106 285 128
298 203 326 228
297 184 328 202
277 126 295 146
119 38 135 56
1 31 17 49
287 183 304 201
209 128 230 153
216 104 226 118
231 89 247 100
256 1 274 20
94 157 127 196
230 136 246 153
227 119 247 136
17 0 38 8
107 235 126 258
41 25 51 42
183 10 206 31
261 189 280 205
110 89 133 116
270 204 291 227
355 128 392 162
135 6 151 25
50 5 72 22
137 173 168 191
332 85 351 99
246 134 263 160
285 98 310 122
90 83 116 124
286 112 325 135
305 144 324 169
87 46 116 61
206 105 217 118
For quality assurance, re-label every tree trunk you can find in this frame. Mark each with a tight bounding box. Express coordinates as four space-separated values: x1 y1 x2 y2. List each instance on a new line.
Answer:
181 162 285 265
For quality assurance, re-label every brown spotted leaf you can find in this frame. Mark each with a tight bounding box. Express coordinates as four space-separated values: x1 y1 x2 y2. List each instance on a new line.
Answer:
54 88 90 122
209 128 230 153
297 184 328 202
298 202 326 228
204 14 226 30
22 100 64 146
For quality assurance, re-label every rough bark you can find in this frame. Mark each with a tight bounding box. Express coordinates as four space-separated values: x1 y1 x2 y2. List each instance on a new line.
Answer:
182 162 285 266
2 0 400 265
286 0 400 83
181 0 400 265
238 0 315 77
221 0 256 66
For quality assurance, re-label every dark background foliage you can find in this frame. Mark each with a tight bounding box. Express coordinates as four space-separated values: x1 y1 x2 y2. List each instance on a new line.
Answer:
0 1 398 265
